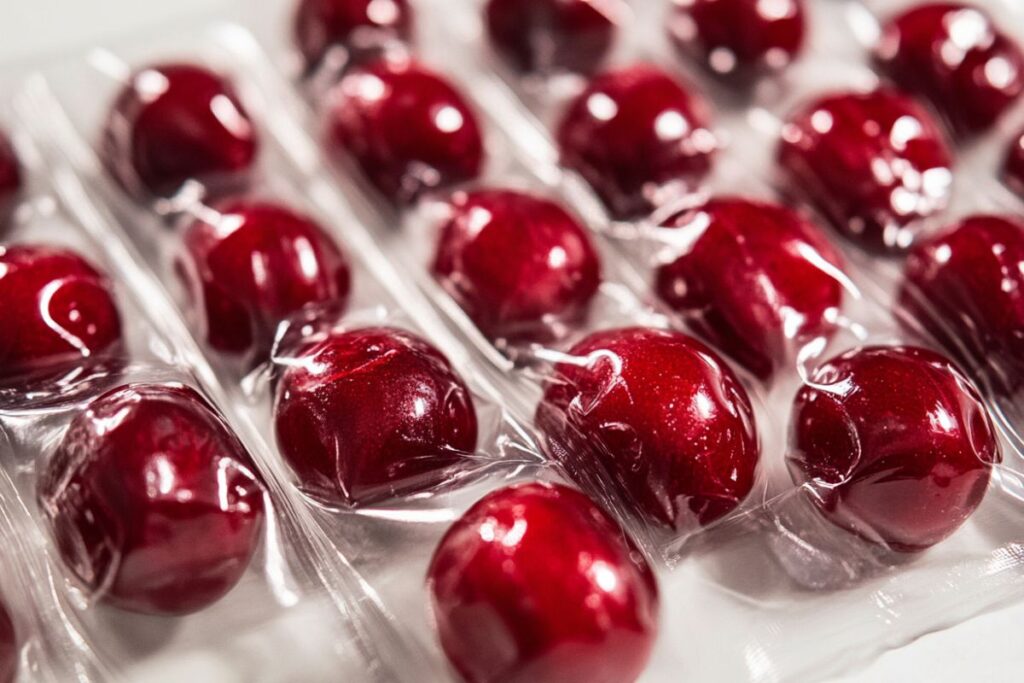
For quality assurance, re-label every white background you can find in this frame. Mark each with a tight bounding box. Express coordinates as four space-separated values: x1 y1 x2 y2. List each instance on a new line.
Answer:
1 1 1022 681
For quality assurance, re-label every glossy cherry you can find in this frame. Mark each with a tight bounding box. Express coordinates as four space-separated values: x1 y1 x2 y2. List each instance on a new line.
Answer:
654 196 846 380
0 130 21 226
777 88 953 253
667 0 805 83
101 63 259 198
898 214 1024 400
274 326 478 505
789 346 999 552
325 57 484 204
536 327 758 529
0 245 122 384
556 64 716 220
1001 126 1024 198
179 199 351 360
0 599 15 683
294 0 413 73
38 384 266 615
874 3 1024 137
432 189 601 342
428 482 659 683
485 0 619 75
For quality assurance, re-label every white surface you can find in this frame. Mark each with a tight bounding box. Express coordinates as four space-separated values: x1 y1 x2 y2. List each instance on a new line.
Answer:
1 2 1023 682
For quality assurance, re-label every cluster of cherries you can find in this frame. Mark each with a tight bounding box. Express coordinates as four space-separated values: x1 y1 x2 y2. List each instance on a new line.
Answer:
0 0 1022 681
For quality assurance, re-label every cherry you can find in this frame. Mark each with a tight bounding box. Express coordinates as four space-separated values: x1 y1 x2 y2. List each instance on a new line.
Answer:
874 3 1024 137
654 196 846 380
294 0 413 73
0 245 122 384
776 88 953 253
536 327 758 529
556 64 716 220
101 63 259 198
273 326 478 505
432 189 601 342
1001 126 1024 198
428 482 659 683
178 199 351 360
667 0 806 84
0 130 21 227
325 57 484 204
898 214 1024 400
0 599 15 683
484 0 619 75
789 346 999 552
38 383 266 615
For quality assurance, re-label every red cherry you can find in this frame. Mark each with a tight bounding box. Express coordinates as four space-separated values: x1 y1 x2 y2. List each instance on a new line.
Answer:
484 0 618 75
667 0 806 83
536 327 758 529
428 482 659 683
178 199 351 360
0 599 15 683
101 63 259 198
0 131 21 226
1001 127 1024 198
777 88 954 253
294 0 413 73
556 64 716 220
0 245 122 384
898 214 1024 400
38 384 266 615
273 326 478 505
789 346 999 552
432 189 601 342
654 197 846 380
325 58 484 204
874 3 1024 137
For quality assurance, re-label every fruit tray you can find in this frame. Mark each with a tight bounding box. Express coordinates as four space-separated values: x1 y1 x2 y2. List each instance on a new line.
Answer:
1 0 1024 681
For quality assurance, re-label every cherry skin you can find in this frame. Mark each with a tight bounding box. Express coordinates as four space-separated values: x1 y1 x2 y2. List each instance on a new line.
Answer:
654 196 846 380
178 199 351 360
0 599 16 683
274 326 478 505
432 189 601 343
536 327 758 529
101 63 259 198
0 130 21 227
1001 126 1024 198
294 0 413 73
777 88 953 253
898 214 1024 400
556 64 716 220
667 0 806 84
325 57 484 204
874 3 1024 138
0 245 122 384
485 0 618 75
428 482 658 683
789 346 999 552
38 383 266 615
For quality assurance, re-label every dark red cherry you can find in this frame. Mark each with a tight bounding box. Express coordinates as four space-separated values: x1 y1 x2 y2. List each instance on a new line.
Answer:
428 482 659 683
898 214 1024 400
273 326 478 505
789 346 999 552
556 64 716 220
1001 126 1024 198
294 0 413 73
38 383 266 615
432 189 601 342
667 0 806 83
0 245 122 384
536 327 758 529
777 88 954 253
0 599 16 683
178 199 351 359
484 0 618 75
325 58 484 204
874 3 1024 137
0 131 21 226
654 196 846 380
101 63 259 198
